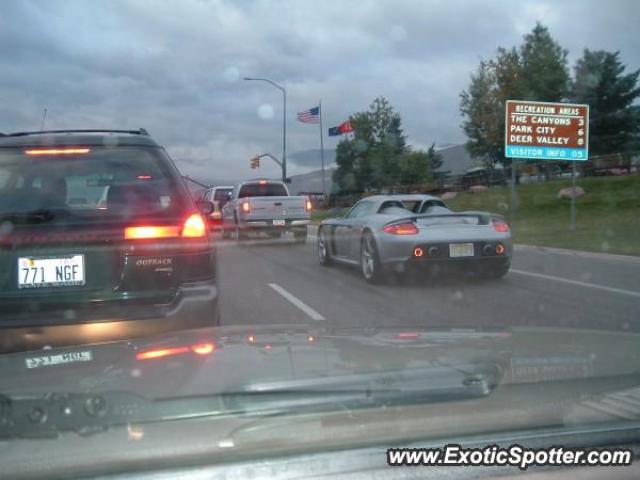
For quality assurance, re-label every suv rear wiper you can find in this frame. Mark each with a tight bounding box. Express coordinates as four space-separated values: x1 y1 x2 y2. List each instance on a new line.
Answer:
0 364 500 439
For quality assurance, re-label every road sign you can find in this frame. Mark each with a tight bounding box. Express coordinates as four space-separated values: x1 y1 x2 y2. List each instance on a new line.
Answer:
505 100 589 161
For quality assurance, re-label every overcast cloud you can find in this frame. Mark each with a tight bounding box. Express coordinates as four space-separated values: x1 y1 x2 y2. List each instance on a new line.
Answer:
1 0 638 183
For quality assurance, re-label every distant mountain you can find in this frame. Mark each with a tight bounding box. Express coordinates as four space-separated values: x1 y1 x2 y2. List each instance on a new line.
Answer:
288 148 336 168
435 144 488 176
287 144 488 194
288 167 336 194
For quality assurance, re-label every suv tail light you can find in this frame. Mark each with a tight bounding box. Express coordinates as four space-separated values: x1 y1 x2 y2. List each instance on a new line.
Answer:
24 147 91 156
124 214 207 240
124 225 180 240
181 214 206 237
383 222 419 235
493 220 510 233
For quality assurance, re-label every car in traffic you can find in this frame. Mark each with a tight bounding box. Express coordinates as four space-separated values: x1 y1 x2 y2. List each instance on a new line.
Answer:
221 179 312 242
317 194 511 283
0 129 220 358
202 185 234 229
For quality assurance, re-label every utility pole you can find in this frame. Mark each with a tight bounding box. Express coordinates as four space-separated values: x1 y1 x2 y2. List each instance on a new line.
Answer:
244 77 287 183
319 99 326 198
40 108 47 131
570 161 577 231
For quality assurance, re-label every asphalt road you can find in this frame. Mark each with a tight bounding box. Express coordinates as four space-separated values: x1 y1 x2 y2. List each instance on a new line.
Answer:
216 227 640 332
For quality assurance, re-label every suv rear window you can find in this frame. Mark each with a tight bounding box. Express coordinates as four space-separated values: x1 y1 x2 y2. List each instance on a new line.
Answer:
238 183 287 198
0 146 185 222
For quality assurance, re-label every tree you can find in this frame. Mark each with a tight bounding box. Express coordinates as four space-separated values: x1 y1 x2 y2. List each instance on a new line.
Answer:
399 151 429 186
571 49 640 155
332 97 433 194
460 23 570 177
427 143 443 171
460 60 503 166
364 97 408 188
332 138 359 194
520 23 570 102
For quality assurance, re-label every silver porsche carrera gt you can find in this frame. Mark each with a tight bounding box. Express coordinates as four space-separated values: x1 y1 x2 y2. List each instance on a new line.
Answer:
317 194 512 283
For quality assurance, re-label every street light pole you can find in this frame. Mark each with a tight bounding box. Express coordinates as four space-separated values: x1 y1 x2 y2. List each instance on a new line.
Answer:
244 77 287 183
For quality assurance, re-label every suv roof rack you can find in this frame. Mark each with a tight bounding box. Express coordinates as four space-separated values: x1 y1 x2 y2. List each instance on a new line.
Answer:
3 129 150 137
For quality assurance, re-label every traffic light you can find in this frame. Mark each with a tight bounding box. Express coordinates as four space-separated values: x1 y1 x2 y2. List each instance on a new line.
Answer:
250 156 260 169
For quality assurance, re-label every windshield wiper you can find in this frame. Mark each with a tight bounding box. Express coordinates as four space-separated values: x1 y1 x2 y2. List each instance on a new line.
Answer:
0 365 500 439
0 209 62 225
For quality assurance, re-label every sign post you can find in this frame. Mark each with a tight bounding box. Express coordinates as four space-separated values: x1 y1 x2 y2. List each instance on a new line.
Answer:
505 100 589 230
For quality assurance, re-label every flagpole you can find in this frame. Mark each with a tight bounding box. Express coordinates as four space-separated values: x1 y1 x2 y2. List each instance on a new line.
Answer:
319 100 326 198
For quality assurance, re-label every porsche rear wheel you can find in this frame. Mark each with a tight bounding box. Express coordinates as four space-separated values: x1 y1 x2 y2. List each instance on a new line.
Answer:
318 228 333 266
361 232 384 284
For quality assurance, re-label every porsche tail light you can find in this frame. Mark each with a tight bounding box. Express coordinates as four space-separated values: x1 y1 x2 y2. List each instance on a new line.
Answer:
493 220 510 233
383 222 418 235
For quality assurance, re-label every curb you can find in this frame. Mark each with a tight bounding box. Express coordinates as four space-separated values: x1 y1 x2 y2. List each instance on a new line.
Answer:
513 244 640 263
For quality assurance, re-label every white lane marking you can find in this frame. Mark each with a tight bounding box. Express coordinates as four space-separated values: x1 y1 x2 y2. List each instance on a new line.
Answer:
510 269 640 299
268 283 326 321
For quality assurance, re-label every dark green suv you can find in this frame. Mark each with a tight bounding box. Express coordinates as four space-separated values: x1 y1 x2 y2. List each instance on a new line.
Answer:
0 129 219 355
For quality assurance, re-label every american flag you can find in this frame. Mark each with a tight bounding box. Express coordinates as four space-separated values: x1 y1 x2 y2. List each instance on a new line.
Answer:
297 105 320 124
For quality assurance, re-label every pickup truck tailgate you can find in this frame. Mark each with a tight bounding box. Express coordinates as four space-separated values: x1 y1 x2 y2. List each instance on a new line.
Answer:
244 196 307 220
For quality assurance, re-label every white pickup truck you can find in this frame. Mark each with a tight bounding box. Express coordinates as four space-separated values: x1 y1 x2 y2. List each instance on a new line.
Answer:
220 180 311 242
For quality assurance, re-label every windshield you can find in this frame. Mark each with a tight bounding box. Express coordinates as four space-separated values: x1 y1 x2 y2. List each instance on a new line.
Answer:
0 1 639 477
214 188 232 201
238 183 288 197
0 147 184 220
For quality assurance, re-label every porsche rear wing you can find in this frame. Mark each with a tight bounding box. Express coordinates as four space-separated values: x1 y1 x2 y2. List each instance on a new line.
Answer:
384 212 505 228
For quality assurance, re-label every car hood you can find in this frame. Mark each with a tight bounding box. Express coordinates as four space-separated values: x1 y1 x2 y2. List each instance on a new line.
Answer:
2 324 639 399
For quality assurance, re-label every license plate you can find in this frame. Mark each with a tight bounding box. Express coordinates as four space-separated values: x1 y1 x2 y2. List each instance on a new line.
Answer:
273 219 286 226
449 243 474 258
18 254 85 289
25 350 93 369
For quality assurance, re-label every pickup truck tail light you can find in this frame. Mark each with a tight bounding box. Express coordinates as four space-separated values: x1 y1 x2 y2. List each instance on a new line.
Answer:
305 198 313 212
241 201 251 214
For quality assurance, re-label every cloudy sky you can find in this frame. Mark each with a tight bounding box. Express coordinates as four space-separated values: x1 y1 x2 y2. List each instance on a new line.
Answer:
1 0 638 183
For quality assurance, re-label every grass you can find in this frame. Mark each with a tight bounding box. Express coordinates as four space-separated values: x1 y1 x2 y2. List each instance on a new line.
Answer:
313 175 640 256
311 207 349 223
445 175 640 256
